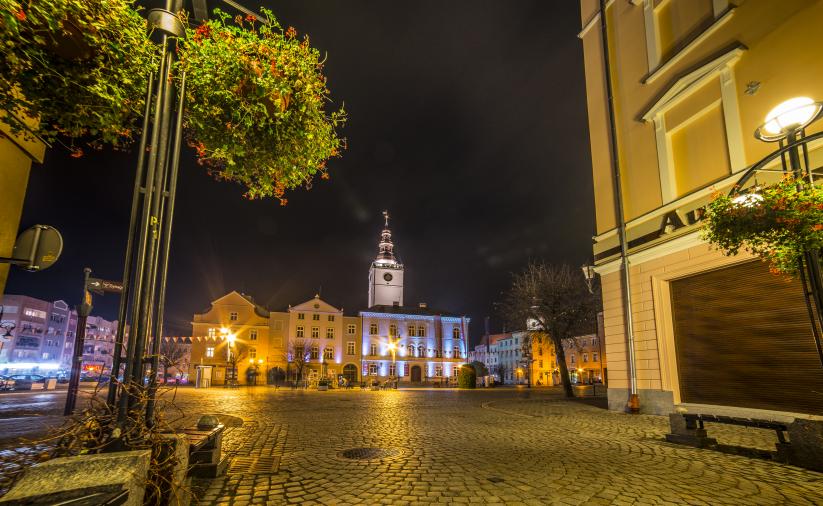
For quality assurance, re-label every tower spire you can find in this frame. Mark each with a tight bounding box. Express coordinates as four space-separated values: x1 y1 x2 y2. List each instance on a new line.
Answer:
375 210 397 264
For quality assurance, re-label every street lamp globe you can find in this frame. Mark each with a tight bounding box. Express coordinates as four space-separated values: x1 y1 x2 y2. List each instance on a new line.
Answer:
757 97 821 141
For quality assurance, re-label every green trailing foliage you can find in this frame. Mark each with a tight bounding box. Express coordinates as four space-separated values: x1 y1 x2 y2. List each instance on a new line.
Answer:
0 0 155 153
703 176 823 275
177 9 346 202
457 365 476 389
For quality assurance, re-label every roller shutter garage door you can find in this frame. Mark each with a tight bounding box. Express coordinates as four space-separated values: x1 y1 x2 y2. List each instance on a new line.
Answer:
670 260 823 415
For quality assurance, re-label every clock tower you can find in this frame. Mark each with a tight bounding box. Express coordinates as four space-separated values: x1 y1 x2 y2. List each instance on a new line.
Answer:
368 211 404 308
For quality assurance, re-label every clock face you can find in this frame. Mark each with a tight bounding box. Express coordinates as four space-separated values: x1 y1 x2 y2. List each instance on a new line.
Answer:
383 272 393 282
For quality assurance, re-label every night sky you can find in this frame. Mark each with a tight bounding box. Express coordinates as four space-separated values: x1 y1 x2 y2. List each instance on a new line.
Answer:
6 0 594 344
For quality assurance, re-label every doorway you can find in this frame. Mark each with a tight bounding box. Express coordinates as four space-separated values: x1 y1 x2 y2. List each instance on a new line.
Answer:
411 365 422 383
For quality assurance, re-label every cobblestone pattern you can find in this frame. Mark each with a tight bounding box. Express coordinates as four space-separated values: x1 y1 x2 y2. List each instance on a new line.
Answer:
169 388 823 505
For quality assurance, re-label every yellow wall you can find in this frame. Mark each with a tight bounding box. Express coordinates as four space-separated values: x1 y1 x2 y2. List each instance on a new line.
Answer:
0 124 45 295
584 0 822 230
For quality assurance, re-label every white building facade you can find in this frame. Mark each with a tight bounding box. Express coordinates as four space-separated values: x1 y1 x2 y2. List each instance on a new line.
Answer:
359 213 470 384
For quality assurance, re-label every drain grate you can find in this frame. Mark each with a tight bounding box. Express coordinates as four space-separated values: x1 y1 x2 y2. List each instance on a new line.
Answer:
338 447 403 461
229 456 280 475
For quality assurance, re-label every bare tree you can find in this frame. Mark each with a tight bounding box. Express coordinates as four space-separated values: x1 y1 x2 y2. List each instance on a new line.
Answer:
159 338 190 381
286 339 310 383
500 262 600 397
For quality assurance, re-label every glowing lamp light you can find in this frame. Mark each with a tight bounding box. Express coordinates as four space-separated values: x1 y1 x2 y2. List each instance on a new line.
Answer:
757 97 821 141
227 334 236 346
249 358 254 364
220 327 229 335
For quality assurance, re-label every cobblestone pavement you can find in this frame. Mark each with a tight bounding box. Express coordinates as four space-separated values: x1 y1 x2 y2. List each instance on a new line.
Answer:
156 387 823 505
2 386 823 504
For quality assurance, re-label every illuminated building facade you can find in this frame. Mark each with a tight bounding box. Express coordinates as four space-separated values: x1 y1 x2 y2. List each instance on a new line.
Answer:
359 214 470 384
580 0 823 414
188 213 468 387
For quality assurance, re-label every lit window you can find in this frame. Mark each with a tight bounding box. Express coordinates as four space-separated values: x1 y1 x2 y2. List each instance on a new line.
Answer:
347 341 355 355
326 327 334 339
24 308 47 319
389 324 397 337
453 346 460 358
435 365 443 377
206 347 214 358
297 313 305 320
324 348 334 360
583 353 588 363
570 354 576 364
229 312 238 321
369 323 378 335
593 352 598 362
369 364 378 376
452 328 459 339
328 315 335 322
370 344 377 356
418 345 425 358
347 324 356 335
435 349 442 358
42 352 49 359
538 347 543 356
310 346 319 359
418 326 426 337
539 360 544 368
296 326 304 338
311 327 320 339
389 363 396 377
249 347 257 359
407 344 414 356
407 325 416 337
312 314 320 321
250 329 258 341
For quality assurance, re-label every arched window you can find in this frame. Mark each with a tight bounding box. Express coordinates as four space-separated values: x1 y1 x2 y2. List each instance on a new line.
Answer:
407 344 414 357
452 327 460 339
453 346 460 359
417 345 425 358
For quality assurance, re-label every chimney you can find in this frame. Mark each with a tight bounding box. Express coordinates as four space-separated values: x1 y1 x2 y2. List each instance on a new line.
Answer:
419 302 427 309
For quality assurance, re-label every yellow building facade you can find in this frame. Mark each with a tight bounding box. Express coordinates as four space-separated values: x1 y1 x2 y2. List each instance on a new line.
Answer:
189 291 362 386
531 333 607 387
0 118 45 295
580 0 823 414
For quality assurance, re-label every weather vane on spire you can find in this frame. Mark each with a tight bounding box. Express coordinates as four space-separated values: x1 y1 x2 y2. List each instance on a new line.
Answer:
383 210 390 227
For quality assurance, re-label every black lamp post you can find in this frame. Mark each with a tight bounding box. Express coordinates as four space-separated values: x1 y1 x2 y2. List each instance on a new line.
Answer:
730 97 823 366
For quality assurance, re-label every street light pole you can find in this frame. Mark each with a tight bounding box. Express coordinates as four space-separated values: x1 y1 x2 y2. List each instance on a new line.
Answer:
65 268 92 416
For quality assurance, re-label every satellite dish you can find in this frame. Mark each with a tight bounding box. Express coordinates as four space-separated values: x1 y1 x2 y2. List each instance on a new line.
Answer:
11 225 63 272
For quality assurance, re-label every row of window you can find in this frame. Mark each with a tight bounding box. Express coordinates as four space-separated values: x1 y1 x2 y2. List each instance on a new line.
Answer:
296 313 336 322
205 342 361 359
367 323 462 340
296 326 336 339
366 343 463 358
207 324 357 340
363 363 451 377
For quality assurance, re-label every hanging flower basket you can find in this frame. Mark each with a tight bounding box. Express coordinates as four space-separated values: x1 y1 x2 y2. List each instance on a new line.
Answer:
0 0 156 152
177 9 346 202
702 176 823 275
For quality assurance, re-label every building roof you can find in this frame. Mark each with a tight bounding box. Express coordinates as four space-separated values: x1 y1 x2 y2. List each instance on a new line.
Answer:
361 304 465 319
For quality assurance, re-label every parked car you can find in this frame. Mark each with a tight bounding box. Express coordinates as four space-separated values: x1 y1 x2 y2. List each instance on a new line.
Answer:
8 374 46 390
0 375 16 391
